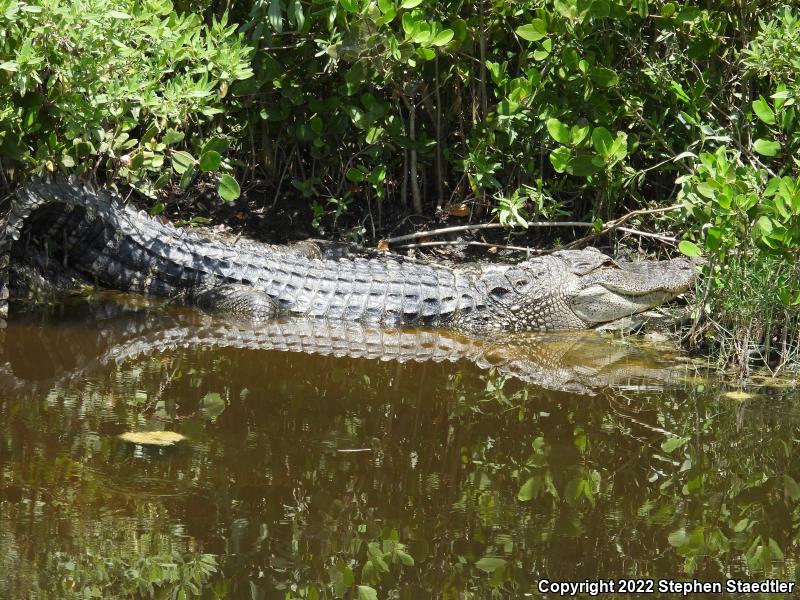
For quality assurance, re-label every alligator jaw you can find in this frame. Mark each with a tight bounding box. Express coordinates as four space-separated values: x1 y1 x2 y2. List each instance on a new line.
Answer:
568 257 695 325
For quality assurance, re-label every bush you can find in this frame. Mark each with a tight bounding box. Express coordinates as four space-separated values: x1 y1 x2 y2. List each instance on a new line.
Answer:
0 0 253 198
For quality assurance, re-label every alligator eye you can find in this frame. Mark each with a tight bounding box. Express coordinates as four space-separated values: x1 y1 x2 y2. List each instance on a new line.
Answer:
513 278 529 290
489 286 510 298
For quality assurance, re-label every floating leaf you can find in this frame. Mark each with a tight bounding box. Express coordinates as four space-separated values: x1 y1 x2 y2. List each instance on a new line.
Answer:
118 431 187 446
722 390 757 401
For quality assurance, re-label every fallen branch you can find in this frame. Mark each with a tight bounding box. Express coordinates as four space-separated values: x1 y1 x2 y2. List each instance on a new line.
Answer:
561 205 684 250
382 221 593 245
395 240 547 253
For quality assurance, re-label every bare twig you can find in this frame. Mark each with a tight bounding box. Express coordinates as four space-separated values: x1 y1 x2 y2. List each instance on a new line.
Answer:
382 221 593 245
561 204 684 250
395 240 545 254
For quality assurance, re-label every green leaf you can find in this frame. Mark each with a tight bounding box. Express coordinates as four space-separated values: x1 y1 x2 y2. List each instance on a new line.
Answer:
218 174 241 201
591 127 614 157
200 392 226 420
357 586 378 600
589 66 619 87
179 165 197 190
752 97 775 125
696 182 716 199
570 123 590 145
753 138 780 157
785 475 800 501
129 152 144 170
515 19 547 42
475 557 506 573
768 538 785 561
346 167 365 182
571 153 601 176
171 151 195 174
668 528 689 547
107 9 132 18
661 436 691 453
549 147 571 173
163 129 185 146
546 118 570 144
678 240 702 257
140 124 159 145
400 0 422 7
431 29 454 46
268 0 283 33
199 150 222 172
517 477 542 501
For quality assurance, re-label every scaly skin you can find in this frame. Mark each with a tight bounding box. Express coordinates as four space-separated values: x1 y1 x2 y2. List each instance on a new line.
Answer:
0 179 697 330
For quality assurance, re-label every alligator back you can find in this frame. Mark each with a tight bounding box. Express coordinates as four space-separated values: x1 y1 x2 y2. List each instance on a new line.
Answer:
0 179 484 325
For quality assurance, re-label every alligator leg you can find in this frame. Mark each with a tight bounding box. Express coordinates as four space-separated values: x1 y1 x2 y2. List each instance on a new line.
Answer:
191 284 279 321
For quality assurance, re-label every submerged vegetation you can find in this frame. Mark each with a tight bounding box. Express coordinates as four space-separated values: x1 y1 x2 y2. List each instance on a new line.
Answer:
1 0 798 368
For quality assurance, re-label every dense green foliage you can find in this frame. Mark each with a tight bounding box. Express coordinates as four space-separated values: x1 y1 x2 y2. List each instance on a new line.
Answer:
0 0 798 367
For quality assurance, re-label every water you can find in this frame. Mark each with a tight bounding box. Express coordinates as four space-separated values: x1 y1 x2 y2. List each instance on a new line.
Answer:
0 295 798 599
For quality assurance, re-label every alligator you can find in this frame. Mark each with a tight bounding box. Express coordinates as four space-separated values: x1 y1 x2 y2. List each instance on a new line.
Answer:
0 295 689 395
0 178 697 331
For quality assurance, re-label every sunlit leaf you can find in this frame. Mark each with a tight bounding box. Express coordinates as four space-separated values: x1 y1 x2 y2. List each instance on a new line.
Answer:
678 240 702 257
661 436 691 453
516 19 547 42
218 174 241 201
546 118 570 144
752 97 775 125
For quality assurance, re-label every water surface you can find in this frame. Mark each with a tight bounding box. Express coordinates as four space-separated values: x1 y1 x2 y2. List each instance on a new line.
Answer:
1 295 798 598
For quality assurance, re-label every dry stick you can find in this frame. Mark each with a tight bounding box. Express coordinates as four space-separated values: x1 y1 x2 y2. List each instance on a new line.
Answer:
270 144 296 210
396 240 546 253
383 221 593 245
616 226 677 244
561 205 684 250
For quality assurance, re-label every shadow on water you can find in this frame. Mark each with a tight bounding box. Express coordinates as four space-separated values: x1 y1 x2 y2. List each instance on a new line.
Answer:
0 295 798 598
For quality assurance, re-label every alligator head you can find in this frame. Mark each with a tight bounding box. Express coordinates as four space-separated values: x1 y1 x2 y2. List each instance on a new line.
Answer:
472 248 697 331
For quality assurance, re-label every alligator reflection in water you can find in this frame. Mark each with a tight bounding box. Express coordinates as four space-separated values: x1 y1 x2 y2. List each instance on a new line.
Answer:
0 294 685 396
1 295 799 598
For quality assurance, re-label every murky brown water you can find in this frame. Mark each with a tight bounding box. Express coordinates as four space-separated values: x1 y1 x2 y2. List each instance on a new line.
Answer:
1 295 798 598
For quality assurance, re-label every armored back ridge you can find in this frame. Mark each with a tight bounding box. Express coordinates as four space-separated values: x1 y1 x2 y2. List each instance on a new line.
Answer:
0 179 697 331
